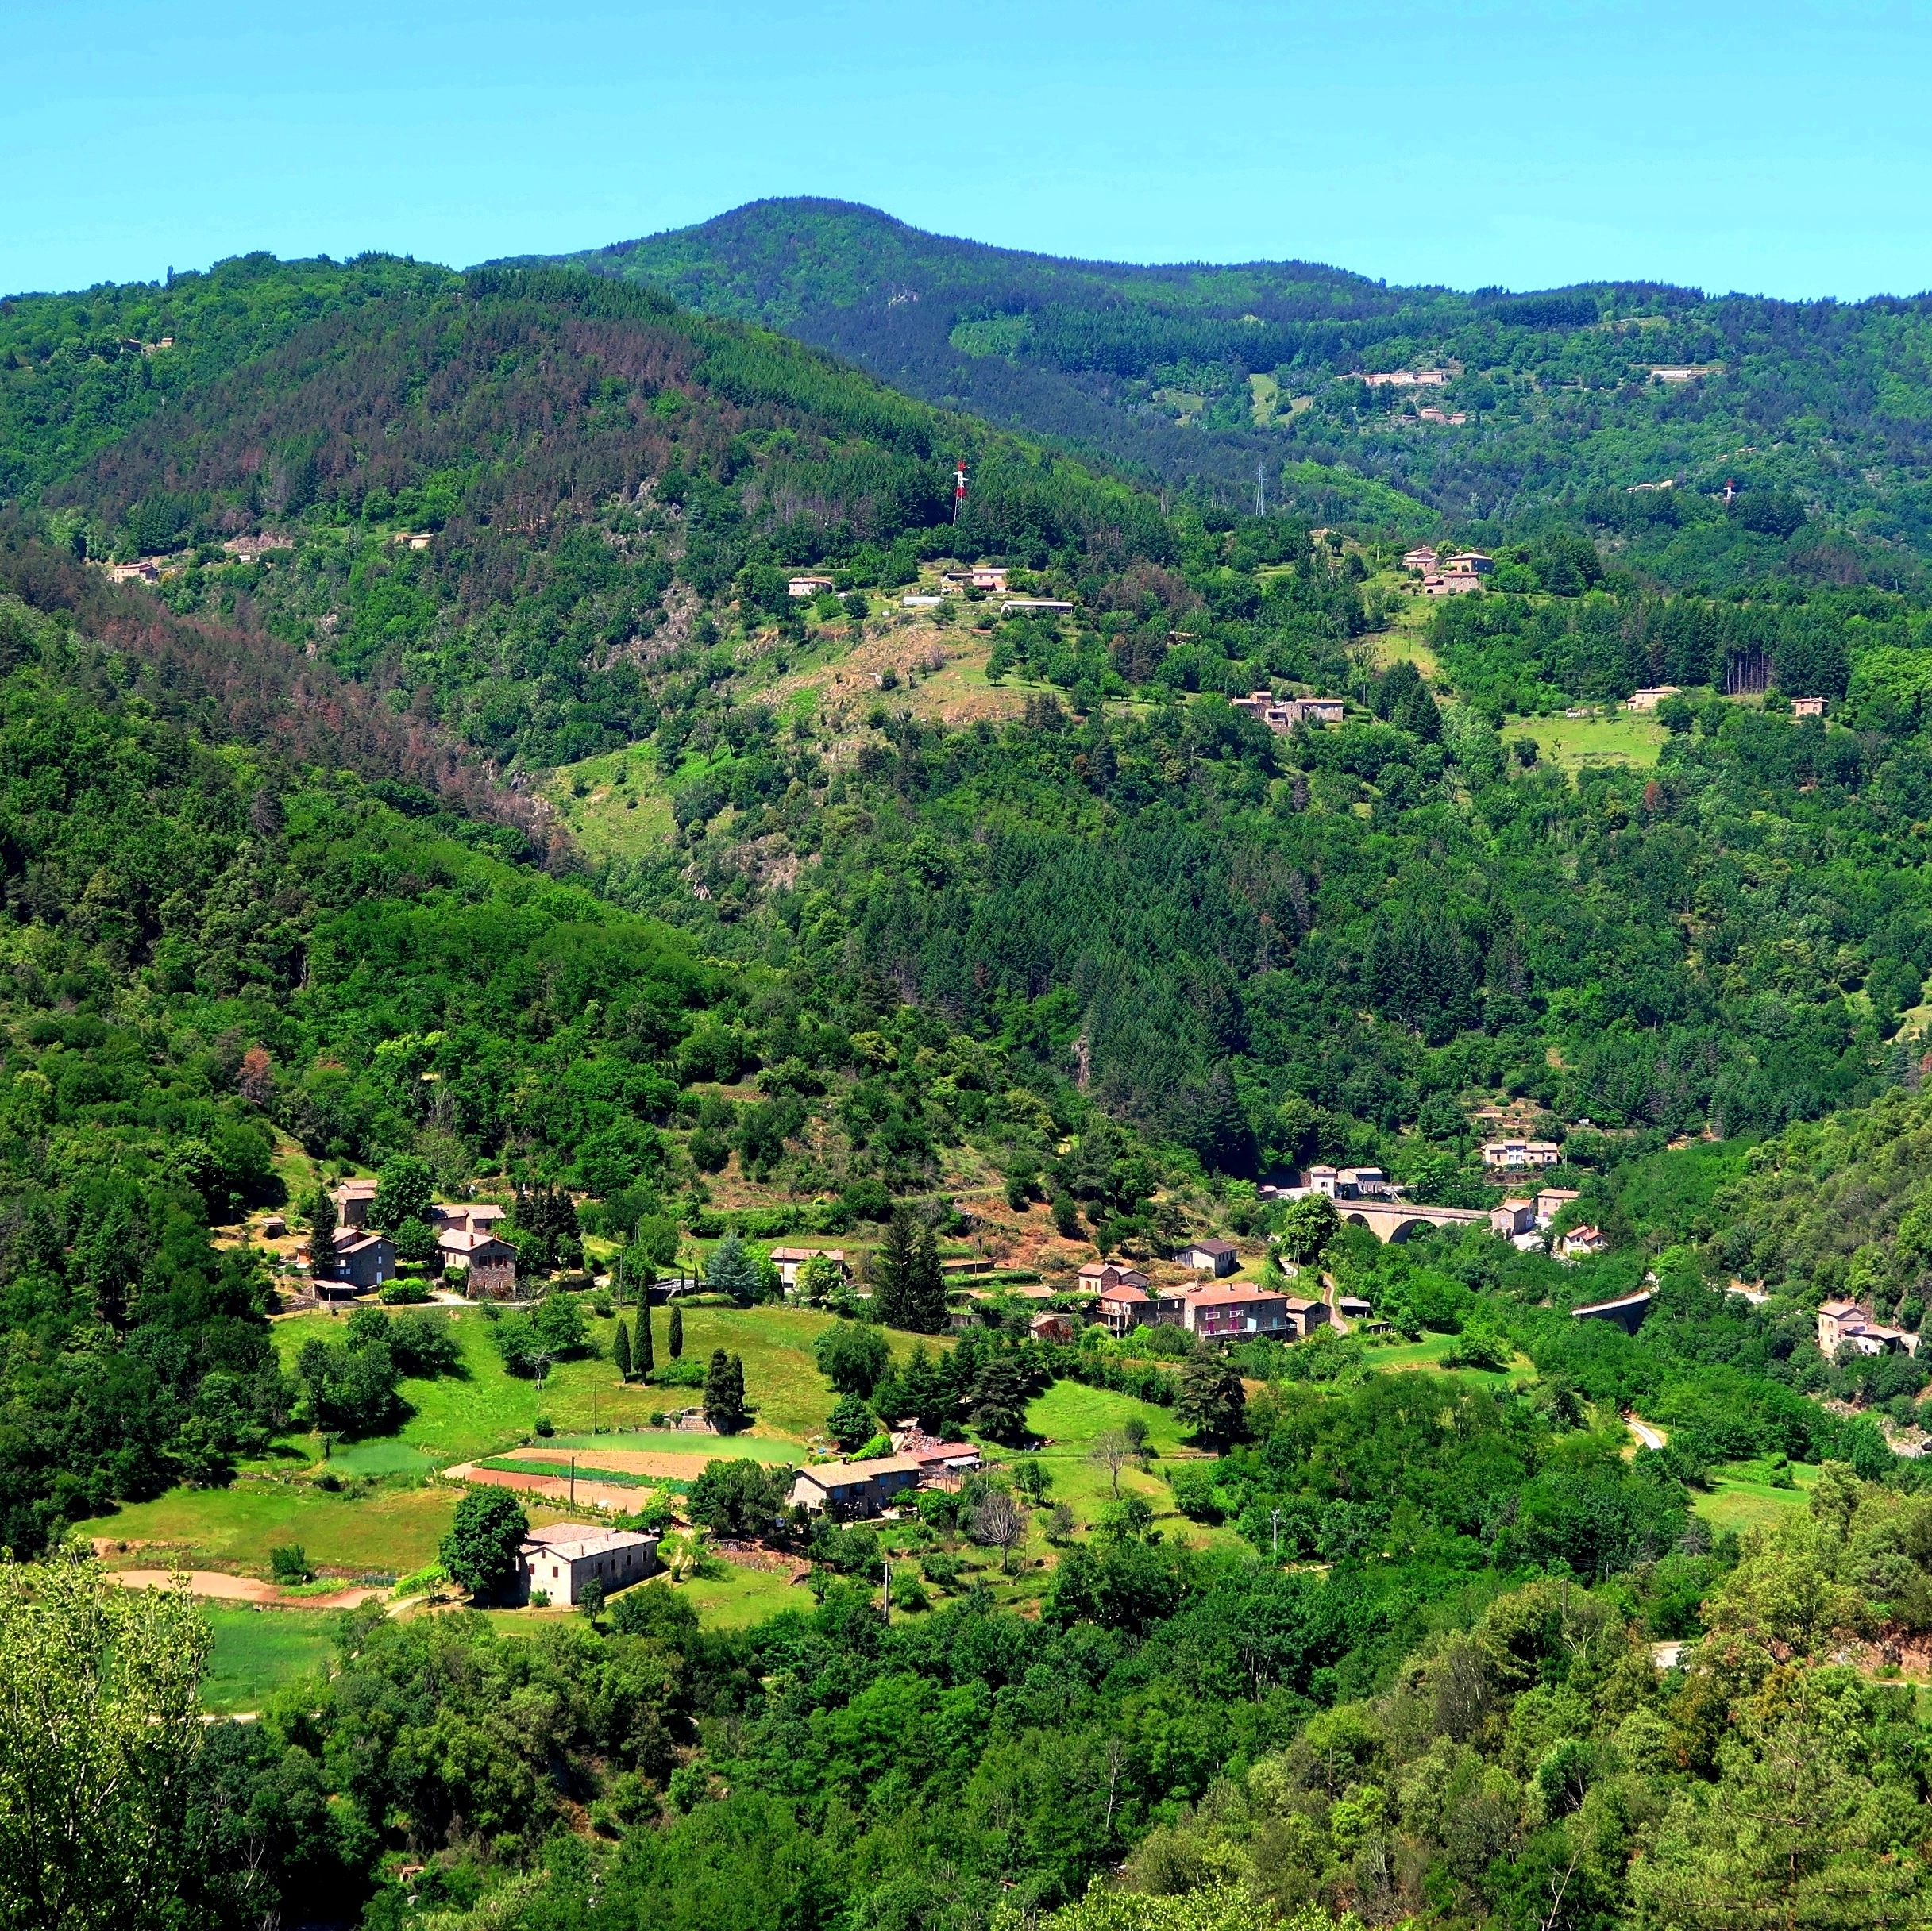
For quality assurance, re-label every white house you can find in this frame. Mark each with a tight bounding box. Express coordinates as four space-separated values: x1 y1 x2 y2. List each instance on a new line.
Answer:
517 1522 660 1605
770 1246 849 1292
1176 1238 1239 1277
1483 1139 1563 1171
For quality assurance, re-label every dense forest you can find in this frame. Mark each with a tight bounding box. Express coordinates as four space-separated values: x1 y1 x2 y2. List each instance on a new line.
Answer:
8 233 1932 1931
527 198 1932 575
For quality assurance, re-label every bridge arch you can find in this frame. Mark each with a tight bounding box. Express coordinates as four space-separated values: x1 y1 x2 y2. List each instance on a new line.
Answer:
1381 1216 1436 1244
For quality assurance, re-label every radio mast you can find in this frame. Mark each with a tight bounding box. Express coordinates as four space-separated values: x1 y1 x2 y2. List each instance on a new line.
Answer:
954 460 968 522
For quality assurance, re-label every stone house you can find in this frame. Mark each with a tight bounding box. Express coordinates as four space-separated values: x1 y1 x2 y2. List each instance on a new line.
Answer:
1482 1140 1563 1171
771 1246 849 1292
319 1229 395 1297
789 1454 924 1518
1818 1300 1920 1357
516 1522 660 1605
332 1179 380 1228
1182 1284 1293 1339
1096 1282 1186 1335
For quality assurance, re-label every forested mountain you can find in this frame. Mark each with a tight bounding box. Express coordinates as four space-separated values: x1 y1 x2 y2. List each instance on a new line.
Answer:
12 233 1932 1931
7 252 1932 1170
527 198 1932 576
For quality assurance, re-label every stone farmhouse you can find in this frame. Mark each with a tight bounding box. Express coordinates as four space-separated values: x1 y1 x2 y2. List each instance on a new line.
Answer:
1818 1300 1921 1358
1096 1280 1186 1336
317 1229 395 1298
332 1179 380 1226
1078 1260 1151 1293
1534 1189 1581 1228
1232 690 1346 733
433 1204 516 1297
792 1438 985 1518
515 1522 659 1605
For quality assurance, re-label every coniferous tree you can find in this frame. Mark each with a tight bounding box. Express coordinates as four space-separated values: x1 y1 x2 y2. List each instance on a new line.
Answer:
705 1231 762 1308
638 1298 655 1376
873 1207 948 1332
871 1208 920 1328
307 1185 337 1259
613 1314 632 1381
907 1213 949 1333
703 1347 750 1435
1176 1352 1248 1446
668 1302 684 1360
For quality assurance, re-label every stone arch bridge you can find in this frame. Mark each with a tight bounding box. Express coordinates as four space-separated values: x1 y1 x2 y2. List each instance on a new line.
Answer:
1340 1201 1492 1243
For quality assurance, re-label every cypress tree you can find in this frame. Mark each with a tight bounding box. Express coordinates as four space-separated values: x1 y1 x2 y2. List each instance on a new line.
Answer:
308 1186 338 1259
703 1347 749 1435
668 1302 684 1359
613 1314 632 1381
638 1297 655 1376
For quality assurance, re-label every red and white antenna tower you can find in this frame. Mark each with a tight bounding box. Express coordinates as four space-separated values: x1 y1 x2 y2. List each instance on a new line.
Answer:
953 459 968 522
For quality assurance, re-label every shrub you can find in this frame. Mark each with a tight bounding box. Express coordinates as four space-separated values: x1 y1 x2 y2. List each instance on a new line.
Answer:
269 1544 312 1586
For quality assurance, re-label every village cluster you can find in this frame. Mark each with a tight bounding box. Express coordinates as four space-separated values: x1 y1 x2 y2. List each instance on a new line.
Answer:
264 1123 1662 1613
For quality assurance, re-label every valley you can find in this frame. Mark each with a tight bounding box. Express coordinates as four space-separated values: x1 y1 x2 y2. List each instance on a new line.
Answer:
5 211 1932 1931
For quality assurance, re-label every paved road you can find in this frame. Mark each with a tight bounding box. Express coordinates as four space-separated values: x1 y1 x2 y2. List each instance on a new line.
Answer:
1627 1416 1668 1451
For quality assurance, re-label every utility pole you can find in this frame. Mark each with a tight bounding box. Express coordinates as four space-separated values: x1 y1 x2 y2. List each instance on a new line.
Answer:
570 1456 577 1506
1256 459 1265 519
1271 1507 1283 1558
881 1556 891 1626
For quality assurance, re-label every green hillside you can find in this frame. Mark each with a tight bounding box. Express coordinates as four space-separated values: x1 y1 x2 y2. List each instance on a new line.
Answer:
529 197 1932 575
14 233 1932 1931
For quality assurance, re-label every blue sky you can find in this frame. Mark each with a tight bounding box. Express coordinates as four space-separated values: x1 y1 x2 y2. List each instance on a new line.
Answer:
6 0 1930 300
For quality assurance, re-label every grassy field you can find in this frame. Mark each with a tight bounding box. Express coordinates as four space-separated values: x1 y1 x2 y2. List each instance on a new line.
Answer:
1368 1332 1533 1388
1016 1380 1244 1552
540 1430 802 1461
1513 710 1668 775
1693 1457 1819 1536
201 1606 338 1713
87 1478 463 1578
1025 1379 1190 1457
85 1301 917 1582
539 746 675 864
267 1301 904 1465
